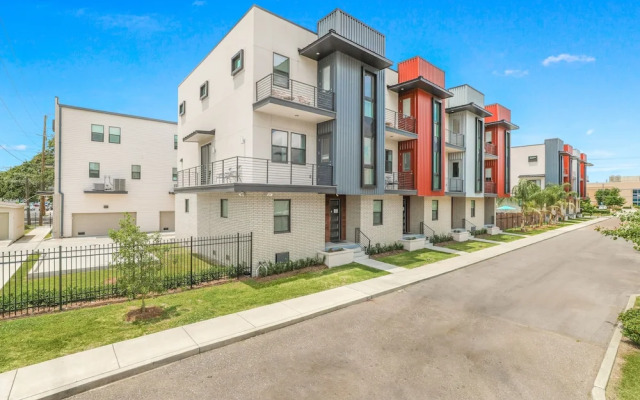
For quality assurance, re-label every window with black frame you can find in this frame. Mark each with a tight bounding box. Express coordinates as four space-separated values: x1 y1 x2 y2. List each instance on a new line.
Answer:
432 200 439 221
373 200 383 225
271 130 288 163
362 71 376 186
273 53 290 89
385 150 393 173
274 200 290 233
291 133 306 164
432 100 442 190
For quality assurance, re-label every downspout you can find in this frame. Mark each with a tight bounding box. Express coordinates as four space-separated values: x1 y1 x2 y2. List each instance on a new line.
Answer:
56 98 64 237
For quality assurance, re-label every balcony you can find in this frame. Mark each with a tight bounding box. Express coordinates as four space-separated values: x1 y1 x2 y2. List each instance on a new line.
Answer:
445 129 464 150
485 181 497 195
384 109 417 141
484 142 498 159
175 156 335 193
253 74 335 123
447 178 464 193
84 179 128 194
385 171 415 191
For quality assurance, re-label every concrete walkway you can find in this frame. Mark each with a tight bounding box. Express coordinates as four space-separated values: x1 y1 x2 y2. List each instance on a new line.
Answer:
470 237 503 244
426 243 468 255
500 232 528 237
356 257 406 273
0 217 610 400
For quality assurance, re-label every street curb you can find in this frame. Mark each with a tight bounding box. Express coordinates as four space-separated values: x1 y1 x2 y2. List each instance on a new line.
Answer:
591 293 638 400
1 217 610 400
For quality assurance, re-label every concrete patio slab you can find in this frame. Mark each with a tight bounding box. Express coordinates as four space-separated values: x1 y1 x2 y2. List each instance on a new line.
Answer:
237 302 300 328
183 314 256 349
112 327 199 369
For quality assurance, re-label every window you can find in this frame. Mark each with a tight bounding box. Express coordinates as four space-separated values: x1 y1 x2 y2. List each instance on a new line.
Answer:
485 168 493 182
471 200 476 218
321 65 331 90
402 97 412 117
452 161 460 178
172 167 178 181
273 53 290 88
373 200 383 225
271 130 288 163
91 124 104 142
485 131 493 143
274 200 290 233
452 118 461 134
200 81 208 99
319 134 331 164
385 150 393 173
402 152 411 172
362 71 376 186
185 199 189 213
89 162 100 178
432 100 442 190
221 199 228 218
179 101 186 116
174 135 178 150
108 127 121 144
432 200 438 221
291 133 306 164
131 165 141 180
231 49 244 75
528 155 538 162
475 118 483 193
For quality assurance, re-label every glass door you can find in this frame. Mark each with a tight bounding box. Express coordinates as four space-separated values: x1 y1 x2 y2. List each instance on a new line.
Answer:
329 199 341 242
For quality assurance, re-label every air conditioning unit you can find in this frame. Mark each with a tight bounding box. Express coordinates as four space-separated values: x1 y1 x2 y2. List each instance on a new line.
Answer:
93 183 105 191
113 179 126 192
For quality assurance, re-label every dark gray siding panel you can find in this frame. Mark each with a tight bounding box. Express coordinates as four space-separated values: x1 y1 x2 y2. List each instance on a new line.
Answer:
317 10 385 56
544 138 563 186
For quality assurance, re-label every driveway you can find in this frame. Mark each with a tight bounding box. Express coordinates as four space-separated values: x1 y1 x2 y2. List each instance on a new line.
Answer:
72 218 640 400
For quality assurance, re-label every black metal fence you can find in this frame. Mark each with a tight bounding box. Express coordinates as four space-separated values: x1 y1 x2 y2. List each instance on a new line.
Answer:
24 210 52 227
0 233 252 318
255 73 335 111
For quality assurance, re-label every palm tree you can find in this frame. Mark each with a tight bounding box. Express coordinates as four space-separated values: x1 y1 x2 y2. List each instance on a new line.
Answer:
511 179 541 230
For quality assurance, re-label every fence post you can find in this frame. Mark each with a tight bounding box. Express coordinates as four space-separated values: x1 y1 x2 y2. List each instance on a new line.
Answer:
250 232 253 276
236 232 240 279
190 237 193 289
58 245 62 311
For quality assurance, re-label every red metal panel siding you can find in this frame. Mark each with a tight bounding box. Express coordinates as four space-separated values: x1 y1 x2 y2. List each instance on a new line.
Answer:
485 104 512 123
397 57 445 87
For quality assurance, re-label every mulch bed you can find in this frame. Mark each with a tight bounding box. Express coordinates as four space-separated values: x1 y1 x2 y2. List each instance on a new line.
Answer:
370 250 406 259
125 306 164 322
243 265 328 282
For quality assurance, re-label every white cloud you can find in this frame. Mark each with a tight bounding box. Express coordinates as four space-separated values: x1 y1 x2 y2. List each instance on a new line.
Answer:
586 129 595 136
192 0 206 5
493 69 529 78
2 144 27 151
542 53 595 66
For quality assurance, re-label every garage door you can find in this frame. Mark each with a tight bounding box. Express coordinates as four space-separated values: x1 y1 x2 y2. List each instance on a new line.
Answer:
159 211 175 232
72 213 137 237
0 213 8 240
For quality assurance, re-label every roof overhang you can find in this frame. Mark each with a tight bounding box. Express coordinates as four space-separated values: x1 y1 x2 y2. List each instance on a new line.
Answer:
183 129 215 143
446 103 493 118
385 126 418 141
485 120 519 130
299 31 392 70
387 77 453 99
518 174 545 178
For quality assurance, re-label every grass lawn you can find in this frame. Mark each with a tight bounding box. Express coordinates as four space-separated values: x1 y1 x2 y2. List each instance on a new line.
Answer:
475 233 523 243
0 263 385 372
617 347 640 399
438 240 498 252
504 224 564 236
377 249 457 269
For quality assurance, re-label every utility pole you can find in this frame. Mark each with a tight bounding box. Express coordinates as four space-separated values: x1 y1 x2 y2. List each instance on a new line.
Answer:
39 115 47 226
25 176 30 226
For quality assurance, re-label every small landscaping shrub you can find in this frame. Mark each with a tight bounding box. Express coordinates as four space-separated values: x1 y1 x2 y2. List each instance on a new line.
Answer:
431 234 453 244
471 228 488 236
327 247 344 253
256 256 325 278
619 308 640 345
366 242 404 256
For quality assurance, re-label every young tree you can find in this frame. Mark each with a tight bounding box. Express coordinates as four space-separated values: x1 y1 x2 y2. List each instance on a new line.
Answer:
580 198 596 216
595 188 625 207
109 213 167 312
511 179 541 229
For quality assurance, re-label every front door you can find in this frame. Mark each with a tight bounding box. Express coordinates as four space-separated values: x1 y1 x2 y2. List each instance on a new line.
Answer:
200 143 211 185
329 199 341 242
402 196 410 234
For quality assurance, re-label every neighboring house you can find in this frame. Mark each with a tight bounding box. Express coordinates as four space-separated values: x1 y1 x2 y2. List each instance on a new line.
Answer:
52 98 177 237
0 203 24 241
587 175 640 206
173 6 519 266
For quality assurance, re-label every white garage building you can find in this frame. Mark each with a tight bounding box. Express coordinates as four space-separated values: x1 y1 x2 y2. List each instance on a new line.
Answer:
0 203 25 241
52 98 177 237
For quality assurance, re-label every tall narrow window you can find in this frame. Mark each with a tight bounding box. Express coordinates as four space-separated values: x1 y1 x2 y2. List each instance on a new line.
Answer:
131 165 141 180
402 98 412 116
274 200 290 233
273 53 290 88
362 70 376 186
321 65 331 91
174 135 178 150
471 200 476 218
271 130 288 163
221 199 228 218
485 167 492 182
179 101 186 116
485 131 492 143
109 127 121 144
231 50 244 75
373 200 383 225
432 100 442 190
385 150 393 173
475 118 483 193
319 134 331 164
291 133 306 164
172 167 178 181
91 124 104 142
89 162 100 178
402 152 411 172
432 200 439 221
200 81 209 99
452 161 460 178
185 199 189 213
505 131 511 193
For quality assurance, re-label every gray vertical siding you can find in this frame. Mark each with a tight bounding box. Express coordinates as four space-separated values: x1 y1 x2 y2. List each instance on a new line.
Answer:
317 10 385 56
544 138 563 185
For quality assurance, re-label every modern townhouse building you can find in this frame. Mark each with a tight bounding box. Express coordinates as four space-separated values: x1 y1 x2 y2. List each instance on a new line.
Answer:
173 6 519 268
52 98 177 237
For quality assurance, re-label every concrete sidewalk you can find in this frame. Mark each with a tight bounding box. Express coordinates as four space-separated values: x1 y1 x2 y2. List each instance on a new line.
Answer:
0 217 609 400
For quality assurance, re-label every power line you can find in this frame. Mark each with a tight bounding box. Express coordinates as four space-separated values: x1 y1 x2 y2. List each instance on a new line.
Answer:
0 144 25 163
0 94 38 145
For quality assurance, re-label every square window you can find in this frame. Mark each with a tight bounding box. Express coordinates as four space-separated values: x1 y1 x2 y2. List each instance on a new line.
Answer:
91 124 104 142
172 167 178 181
231 49 244 76
108 126 121 144
131 165 141 180
179 101 186 116
363 167 375 186
89 162 100 178
373 200 383 225
221 199 228 218
200 81 209 99
274 200 290 233
275 252 289 263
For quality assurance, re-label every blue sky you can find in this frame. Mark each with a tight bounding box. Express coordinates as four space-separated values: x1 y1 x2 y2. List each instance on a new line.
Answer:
1 0 639 182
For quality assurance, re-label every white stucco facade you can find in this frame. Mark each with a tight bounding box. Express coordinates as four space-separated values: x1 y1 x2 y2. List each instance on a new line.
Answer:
511 144 546 188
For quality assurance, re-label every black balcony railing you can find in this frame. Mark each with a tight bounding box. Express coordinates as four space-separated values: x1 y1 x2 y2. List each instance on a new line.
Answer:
485 142 497 156
255 74 335 111
448 177 464 192
175 156 333 189
484 181 497 194
385 171 415 190
445 129 465 148
384 109 416 133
